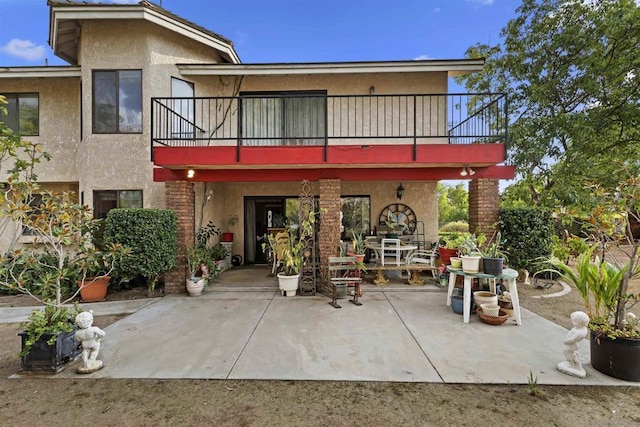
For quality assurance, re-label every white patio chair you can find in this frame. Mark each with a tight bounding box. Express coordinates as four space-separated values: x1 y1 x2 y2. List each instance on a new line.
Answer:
380 238 401 266
406 250 438 278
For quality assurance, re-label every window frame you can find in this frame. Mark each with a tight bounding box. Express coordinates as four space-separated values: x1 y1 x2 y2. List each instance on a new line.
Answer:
341 195 371 240
93 189 143 219
92 69 143 134
239 90 327 146
0 92 39 136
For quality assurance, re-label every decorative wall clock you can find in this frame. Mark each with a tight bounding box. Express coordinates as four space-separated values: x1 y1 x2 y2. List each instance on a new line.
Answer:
378 203 417 234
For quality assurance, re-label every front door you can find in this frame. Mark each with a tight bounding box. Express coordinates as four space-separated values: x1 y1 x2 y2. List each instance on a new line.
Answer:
245 197 285 264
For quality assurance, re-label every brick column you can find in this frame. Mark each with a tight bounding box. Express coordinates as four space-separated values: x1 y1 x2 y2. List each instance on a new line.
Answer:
468 178 500 240
164 180 195 294
318 179 341 295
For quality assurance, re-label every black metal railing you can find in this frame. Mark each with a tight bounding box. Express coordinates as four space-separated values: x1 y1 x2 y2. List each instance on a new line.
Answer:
151 93 507 160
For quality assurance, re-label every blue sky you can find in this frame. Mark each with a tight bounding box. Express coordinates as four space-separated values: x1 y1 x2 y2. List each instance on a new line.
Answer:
0 0 519 66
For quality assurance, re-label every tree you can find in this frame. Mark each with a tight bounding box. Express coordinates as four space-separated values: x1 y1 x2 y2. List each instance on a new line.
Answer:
456 0 640 206
438 182 468 226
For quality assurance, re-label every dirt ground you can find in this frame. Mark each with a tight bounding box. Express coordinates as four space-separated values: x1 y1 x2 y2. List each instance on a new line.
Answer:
1 279 639 426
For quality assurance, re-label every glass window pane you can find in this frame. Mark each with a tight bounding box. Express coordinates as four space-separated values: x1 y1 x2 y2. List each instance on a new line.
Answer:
170 78 194 138
341 196 371 239
2 95 18 133
118 70 142 133
118 190 143 208
19 94 39 135
93 72 117 133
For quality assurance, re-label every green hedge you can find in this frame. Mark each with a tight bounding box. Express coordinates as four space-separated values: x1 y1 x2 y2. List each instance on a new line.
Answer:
499 208 554 272
104 209 177 293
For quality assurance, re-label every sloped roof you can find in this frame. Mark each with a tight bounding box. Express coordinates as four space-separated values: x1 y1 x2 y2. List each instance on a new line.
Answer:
47 0 240 65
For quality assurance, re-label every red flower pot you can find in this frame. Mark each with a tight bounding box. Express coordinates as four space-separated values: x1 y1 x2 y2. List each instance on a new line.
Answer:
78 276 110 302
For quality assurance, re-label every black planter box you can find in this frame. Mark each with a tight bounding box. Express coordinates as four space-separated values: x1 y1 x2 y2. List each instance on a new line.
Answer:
19 329 81 373
590 330 640 382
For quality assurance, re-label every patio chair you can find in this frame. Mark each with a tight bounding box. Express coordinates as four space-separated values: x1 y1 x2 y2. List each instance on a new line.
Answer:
406 250 438 279
380 238 401 266
328 256 362 309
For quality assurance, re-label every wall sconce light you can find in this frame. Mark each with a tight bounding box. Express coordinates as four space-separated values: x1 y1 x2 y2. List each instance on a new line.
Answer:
396 183 405 200
187 169 195 179
460 167 475 177
369 86 375 95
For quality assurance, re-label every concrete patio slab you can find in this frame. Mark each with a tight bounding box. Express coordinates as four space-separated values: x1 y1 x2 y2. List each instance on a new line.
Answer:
6 281 637 386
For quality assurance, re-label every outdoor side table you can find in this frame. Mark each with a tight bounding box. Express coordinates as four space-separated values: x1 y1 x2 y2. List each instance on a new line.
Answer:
446 267 521 325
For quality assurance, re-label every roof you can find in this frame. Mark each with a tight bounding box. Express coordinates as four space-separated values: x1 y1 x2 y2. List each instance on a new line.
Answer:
0 66 81 79
177 59 485 77
47 0 240 65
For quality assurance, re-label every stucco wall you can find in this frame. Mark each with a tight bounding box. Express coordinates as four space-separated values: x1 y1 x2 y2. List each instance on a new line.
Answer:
186 72 448 146
194 180 438 263
77 20 223 211
0 77 80 182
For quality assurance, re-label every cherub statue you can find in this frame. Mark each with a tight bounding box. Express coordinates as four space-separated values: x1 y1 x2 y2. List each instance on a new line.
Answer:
74 311 106 374
557 310 589 378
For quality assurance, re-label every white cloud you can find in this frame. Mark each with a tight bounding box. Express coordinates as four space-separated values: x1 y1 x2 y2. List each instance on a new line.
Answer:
414 54 432 60
0 39 46 61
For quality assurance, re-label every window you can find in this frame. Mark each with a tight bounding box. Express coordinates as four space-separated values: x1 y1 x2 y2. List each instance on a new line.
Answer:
93 70 142 133
241 91 326 146
21 194 43 236
1 93 39 135
93 190 143 219
341 196 371 239
170 77 195 138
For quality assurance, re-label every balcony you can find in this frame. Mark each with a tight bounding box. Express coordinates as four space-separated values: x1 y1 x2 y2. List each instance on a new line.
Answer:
151 93 507 164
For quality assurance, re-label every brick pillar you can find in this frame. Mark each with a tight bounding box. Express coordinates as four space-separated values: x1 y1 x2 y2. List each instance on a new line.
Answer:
318 179 341 295
468 178 500 240
164 180 195 294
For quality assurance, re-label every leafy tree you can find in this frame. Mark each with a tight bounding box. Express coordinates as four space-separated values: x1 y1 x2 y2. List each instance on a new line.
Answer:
438 182 468 226
457 0 640 206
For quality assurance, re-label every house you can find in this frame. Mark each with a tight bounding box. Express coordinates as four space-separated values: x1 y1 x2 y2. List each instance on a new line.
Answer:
0 0 514 295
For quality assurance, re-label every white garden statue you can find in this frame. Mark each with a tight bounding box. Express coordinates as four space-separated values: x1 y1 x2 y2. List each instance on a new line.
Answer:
74 311 106 374
557 311 589 378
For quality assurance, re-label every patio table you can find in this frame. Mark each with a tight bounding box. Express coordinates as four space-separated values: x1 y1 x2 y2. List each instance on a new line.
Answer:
446 266 521 325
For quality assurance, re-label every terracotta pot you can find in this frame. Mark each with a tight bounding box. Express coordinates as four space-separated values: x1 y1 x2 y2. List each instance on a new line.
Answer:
438 247 459 265
221 232 233 242
78 276 110 302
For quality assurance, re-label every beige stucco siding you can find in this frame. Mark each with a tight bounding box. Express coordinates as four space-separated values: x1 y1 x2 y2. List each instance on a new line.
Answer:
0 77 80 182
186 72 449 146
194 180 438 261
77 20 223 210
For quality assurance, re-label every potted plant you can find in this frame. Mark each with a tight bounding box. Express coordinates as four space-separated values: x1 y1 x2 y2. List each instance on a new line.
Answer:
458 234 485 273
481 231 508 276
221 215 238 242
209 243 230 271
185 245 214 296
262 213 316 297
349 230 366 263
545 170 640 381
438 232 465 265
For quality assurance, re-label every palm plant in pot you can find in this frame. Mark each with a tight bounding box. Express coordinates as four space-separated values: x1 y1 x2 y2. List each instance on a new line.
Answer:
262 213 316 297
349 230 367 263
545 171 640 381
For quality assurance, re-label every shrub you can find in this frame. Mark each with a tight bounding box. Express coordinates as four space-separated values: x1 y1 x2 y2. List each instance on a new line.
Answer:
500 208 554 272
105 209 178 295
439 221 469 234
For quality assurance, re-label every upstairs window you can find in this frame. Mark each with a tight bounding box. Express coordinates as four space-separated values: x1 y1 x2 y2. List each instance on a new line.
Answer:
241 91 326 146
1 93 39 135
93 70 142 133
